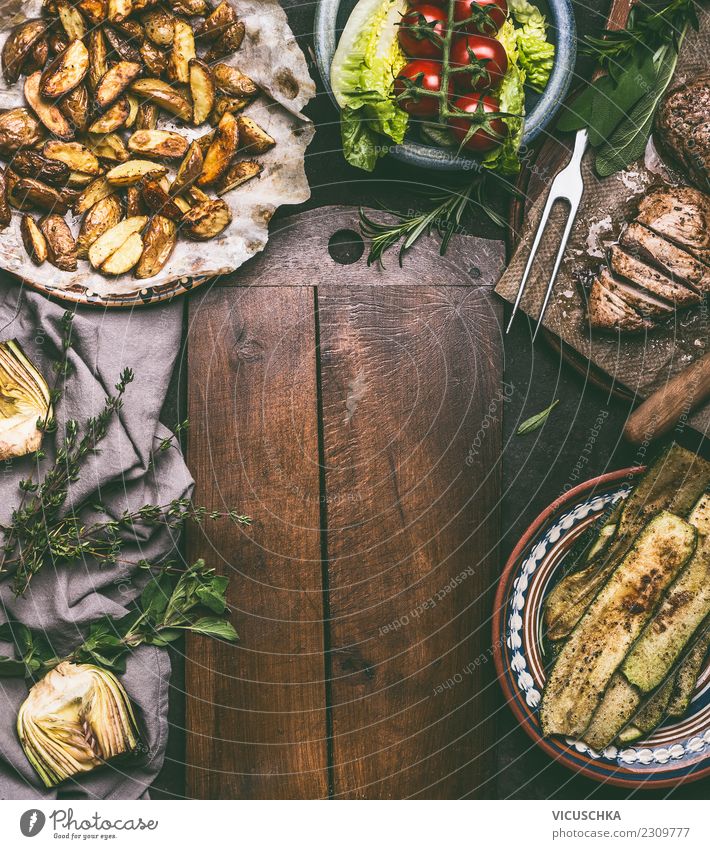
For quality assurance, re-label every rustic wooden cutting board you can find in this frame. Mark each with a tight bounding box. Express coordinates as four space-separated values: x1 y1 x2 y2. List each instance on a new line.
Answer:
184 206 505 799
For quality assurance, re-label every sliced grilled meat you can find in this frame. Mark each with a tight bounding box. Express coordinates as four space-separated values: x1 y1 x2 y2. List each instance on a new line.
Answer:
655 73 710 192
598 268 674 317
588 275 653 333
609 246 702 307
620 223 710 293
637 187 710 265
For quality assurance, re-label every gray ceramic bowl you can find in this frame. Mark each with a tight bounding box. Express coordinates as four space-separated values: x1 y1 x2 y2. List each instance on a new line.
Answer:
314 0 577 171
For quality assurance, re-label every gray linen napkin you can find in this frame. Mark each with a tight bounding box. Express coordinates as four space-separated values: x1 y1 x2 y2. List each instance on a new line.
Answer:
0 275 192 800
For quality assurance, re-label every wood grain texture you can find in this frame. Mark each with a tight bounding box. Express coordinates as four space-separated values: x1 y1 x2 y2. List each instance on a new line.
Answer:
319 285 502 799
185 285 328 799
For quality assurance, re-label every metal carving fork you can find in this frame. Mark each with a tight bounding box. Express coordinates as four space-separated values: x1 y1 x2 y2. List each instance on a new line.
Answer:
506 128 589 341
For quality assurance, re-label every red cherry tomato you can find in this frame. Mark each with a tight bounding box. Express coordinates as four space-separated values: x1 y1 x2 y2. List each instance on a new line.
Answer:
447 94 506 152
397 4 448 59
453 0 508 35
449 33 508 91
394 59 451 117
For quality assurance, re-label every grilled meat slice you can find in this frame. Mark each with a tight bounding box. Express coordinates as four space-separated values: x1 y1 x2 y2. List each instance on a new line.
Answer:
598 268 674 317
609 246 702 307
620 223 710 293
588 275 654 333
655 73 710 192
636 187 710 265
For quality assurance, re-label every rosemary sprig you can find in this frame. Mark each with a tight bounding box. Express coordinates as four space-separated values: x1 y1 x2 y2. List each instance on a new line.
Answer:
0 559 238 679
359 175 510 266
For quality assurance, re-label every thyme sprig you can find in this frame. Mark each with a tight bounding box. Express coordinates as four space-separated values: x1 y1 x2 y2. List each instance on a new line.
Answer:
0 314 249 596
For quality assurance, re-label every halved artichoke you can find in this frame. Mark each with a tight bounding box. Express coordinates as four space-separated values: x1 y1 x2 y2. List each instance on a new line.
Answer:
0 340 51 461
17 662 141 788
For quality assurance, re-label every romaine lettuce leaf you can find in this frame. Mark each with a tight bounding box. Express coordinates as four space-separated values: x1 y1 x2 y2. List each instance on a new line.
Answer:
330 0 409 171
508 0 555 93
484 19 525 175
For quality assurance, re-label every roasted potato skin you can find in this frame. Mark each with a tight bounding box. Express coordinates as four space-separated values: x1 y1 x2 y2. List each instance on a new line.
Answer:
0 108 45 156
95 60 143 108
13 178 69 215
135 102 159 130
87 28 109 91
24 71 74 139
43 140 100 176
74 176 116 214
170 140 203 196
135 213 177 278
139 40 168 76
11 150 71 186
88 97 131 134
125 185 145 216
217 159 262 195
130 77 193 121
76 193 123 258
104 25 142 63
212 64 257 97
181 198 232 240
59 84 90 131
128 129 189 159
141 9 175 47
21 215 48 264
2 19 48 85
140 175 184 219
40 213 77 271
39 39 89 99
237 116 276 154
197 111 239 187
0 167 12 228
205 22 245 62
195 2 238 42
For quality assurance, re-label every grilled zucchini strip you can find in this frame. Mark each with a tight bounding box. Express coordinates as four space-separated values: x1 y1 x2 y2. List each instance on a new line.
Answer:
667 626 710 718
540 512 696 738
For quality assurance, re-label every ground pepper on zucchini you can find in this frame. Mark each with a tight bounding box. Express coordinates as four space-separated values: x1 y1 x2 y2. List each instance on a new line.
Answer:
540 443 710 750
330 0 555 173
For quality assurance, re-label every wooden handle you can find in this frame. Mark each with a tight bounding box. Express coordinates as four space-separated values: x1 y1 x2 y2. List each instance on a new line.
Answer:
591 0 635 80
623 352 710 444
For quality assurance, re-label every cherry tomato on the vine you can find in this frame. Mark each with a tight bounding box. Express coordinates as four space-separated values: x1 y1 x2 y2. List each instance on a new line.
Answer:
449 33 508 91
394 59 451 117
453 0 508 35
447 93 506 152
397 4 448 59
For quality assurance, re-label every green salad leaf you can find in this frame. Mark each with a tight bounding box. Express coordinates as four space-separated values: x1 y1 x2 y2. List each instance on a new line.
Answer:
484 20 525 176
330 0 409 171
508 0 555 92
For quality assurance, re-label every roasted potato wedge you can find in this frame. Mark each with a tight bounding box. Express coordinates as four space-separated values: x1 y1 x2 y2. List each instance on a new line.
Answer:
108 0 133 23
140 175 184 219
74 175 116 213
76 193 123 258
5 169 33 211
95 61 142 108
101 230 144 274
89 215 147 268
186 185 209 205
169 0 208 16
65 170 96 187
135 214 177 278
114 19 145 43
88 97 131 133
140 40 168 76
198 111 239 187
12 178 69 214
170 141 203 195
205 22 245 62
130 77 193 121
59 84 90 131
238 116 276 154
83 131 130 162
48 30 70 57
77 0 108 25
217 159 262 195
141 9 175 47
57 0 87 40
181 198 231 240
125 185 145 216
87 28 109 91
21 215 48 264
189 59 215 125
135 102 159 130
2 19 48 85
106 159 167 186
104 26 142 63
128 129 189 159
40 39 89 99
0 168 11 228
195 2 238 42
209 95 250 125
24 72 74 139
12 150 70 186
24 36 50 75
0 108 45 156
194 129 216 157
40 213 77 271
168 18 196 84
212 64 257 98
43 140 100 175
125 94 140 128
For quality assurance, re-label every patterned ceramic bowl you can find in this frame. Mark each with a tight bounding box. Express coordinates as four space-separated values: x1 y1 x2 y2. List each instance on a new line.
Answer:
493 467 710 789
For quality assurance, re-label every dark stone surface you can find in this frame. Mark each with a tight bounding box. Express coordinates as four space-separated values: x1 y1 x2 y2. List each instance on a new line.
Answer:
152 0 710 799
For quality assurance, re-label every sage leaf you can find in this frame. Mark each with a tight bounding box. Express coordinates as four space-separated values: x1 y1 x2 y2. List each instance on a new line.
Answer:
517 400 559 435
187 617 239 642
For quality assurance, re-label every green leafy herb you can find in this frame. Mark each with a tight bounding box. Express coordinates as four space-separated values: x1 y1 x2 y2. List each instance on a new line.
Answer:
517 399 559 435
359 175 510 266
0 559 238 679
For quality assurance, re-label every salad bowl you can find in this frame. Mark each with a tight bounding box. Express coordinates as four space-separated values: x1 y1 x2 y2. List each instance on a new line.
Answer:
314 0 577 171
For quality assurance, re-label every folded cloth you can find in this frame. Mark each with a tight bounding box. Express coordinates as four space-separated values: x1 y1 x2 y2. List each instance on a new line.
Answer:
0 276 193 800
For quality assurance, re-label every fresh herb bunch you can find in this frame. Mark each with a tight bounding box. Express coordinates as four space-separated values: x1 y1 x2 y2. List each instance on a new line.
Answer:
359 174 511 266
0 312 249 596
0 559 237 680
558 0 703 177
